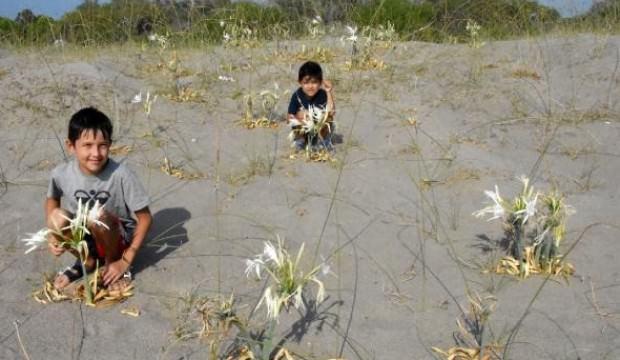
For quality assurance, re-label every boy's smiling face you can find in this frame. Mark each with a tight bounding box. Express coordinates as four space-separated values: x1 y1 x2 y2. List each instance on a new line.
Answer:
66 129 111 176
299 76 321 98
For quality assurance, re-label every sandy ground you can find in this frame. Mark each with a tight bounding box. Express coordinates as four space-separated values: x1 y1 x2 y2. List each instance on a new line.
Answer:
0 33 619 359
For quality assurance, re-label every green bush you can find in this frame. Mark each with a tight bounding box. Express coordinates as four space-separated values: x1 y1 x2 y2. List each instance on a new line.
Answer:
431 0 560 40
0 17 17 42
350 0 437 40
0 0 617 47
60 1 168 45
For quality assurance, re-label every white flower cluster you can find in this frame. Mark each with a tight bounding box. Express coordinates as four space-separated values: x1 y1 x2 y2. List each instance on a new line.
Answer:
245 238 329 320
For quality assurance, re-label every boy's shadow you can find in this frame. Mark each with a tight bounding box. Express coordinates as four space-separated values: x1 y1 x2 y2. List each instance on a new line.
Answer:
131 207 191 275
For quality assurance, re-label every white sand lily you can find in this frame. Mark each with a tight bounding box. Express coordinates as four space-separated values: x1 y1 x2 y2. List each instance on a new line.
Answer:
245 236 329 321
345 25 358 43
86 201 109 230
218 75 235 82
472 185 506 221
131 92 142 104
21 229 50 254
287 105 331 144
244 258 264 278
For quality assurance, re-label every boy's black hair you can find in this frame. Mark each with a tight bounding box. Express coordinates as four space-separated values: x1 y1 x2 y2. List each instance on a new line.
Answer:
68 107 113 144
298 61 323 82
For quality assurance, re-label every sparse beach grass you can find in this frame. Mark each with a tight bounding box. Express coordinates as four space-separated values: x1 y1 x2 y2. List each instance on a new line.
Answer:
3 1 620 359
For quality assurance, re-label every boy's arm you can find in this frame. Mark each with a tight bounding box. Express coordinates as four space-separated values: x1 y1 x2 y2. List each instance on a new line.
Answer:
102 207 152 286
123 207 152 262
287 92 305 124
323 80 335 116
45 197 60 220
45 197 66 256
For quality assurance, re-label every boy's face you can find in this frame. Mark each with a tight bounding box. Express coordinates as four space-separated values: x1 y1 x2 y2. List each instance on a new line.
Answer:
66 129 111 176
299 76 321 98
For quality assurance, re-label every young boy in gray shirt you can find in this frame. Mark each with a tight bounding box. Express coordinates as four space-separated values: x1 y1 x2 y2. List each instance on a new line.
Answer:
47 107 152 291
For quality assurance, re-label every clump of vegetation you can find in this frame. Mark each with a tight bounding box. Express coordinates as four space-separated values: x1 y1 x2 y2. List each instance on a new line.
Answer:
473 176 575 279
287 105 337 163
161 156 205 180
23 200 134 307
433 293 503 360
172 293 243 357
238 85 287 129
342 25 387 71
245 236 330 358
272 44 335 64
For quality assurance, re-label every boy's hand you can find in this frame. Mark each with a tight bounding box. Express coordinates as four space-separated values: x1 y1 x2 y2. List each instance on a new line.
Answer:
102 260 130 286
322 80 333 92
48 241 65 257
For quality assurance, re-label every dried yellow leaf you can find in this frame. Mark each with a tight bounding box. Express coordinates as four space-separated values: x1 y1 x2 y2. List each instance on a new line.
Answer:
121 306 141 317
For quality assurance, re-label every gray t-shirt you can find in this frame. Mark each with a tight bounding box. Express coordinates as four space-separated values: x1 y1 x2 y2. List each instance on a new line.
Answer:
47 158 150 231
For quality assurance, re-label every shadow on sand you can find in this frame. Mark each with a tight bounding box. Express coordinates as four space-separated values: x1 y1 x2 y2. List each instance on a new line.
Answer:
132 207 191 275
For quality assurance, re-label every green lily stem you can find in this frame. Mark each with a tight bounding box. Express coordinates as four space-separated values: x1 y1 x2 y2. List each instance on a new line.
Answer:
79 254 93 304
513 221 525 276
262 319 277 360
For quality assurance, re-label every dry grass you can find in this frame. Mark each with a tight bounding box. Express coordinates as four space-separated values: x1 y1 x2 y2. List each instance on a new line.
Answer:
237 115 279 130
109 144 133 156
161 157 206 180
432 294 503 360
511 67 541 81
137 51 194 78
33 270 134 308
288 149 337 163
344 56 387 71
492 246 575 280
163 86 204 103
272 45 335 63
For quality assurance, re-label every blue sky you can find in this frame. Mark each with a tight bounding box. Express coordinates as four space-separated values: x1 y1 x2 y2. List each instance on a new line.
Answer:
538 0 594 16
0 0 109 19
0 0 596 20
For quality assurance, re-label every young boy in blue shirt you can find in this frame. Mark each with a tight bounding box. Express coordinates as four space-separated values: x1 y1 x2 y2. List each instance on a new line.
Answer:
46 107 152 291
287 61 336 150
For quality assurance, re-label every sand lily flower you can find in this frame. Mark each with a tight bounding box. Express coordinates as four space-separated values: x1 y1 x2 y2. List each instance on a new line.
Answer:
319 262 331 276
21 229 50 254
473 176 575 279
60 198 90 236
244 257 264 278
472 185 506 221
223 32 231 42
131 92 142 104
218 75 235 82
147 33 167 48
515 191 538 224
246 236 329 321
345 25 358 43
258 287 280 320
287 105 332 147
86 201 109 230
262 241 282 267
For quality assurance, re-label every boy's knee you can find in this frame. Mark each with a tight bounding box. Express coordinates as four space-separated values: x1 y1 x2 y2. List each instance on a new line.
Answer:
47 208 70 231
